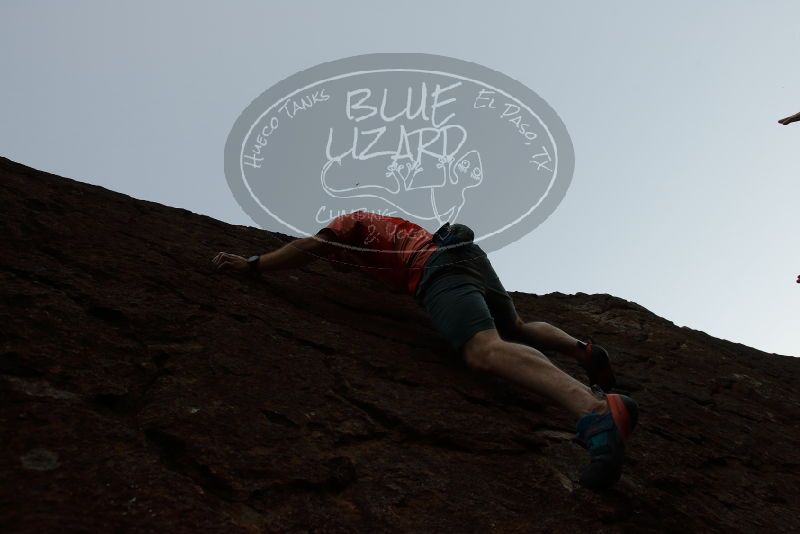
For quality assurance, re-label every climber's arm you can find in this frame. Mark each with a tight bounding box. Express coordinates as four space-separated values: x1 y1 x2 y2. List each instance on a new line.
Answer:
252 233 337 272
212 232 337 274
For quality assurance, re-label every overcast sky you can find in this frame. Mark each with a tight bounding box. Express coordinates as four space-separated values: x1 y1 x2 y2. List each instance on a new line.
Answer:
2 1 798 357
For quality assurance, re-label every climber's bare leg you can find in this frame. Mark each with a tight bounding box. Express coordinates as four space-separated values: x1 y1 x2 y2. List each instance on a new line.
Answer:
463 329 605 418
507 318 586 363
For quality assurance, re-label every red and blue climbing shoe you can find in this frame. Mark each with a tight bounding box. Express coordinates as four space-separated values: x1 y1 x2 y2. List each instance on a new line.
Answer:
578 338 616 392
575 385 639 490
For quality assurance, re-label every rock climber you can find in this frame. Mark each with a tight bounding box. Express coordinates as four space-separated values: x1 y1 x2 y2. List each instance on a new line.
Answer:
212 210 638 490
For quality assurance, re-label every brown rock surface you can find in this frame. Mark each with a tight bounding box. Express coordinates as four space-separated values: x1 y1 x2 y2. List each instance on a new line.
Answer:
1 156 798 533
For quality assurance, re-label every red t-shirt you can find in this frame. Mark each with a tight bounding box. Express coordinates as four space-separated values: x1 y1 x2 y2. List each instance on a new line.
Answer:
317 211 439 295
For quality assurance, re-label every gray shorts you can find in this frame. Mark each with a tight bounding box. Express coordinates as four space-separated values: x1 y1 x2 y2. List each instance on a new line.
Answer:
413 243 520 352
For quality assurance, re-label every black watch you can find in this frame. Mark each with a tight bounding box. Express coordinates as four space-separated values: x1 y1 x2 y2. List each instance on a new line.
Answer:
247 255 261 275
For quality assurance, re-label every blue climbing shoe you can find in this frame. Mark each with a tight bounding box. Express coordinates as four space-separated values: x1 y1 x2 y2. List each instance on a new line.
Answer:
575 386 638 490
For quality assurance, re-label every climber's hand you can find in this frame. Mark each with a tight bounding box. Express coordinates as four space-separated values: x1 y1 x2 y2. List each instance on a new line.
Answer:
213 252 249 273
778 111 800 125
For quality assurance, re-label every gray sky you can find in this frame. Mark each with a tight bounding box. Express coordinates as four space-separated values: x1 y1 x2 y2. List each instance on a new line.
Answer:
2 1 798 357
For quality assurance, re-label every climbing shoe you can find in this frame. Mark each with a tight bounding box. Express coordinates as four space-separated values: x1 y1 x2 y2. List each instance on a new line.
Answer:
575 386 638 490
578 338 616 392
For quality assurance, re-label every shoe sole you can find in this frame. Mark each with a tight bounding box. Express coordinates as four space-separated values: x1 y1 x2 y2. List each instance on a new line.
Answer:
591 365 616 393
607 394 638 441
584 344 616 392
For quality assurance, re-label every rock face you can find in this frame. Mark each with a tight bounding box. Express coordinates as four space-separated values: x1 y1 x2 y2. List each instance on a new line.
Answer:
1 156 798 533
